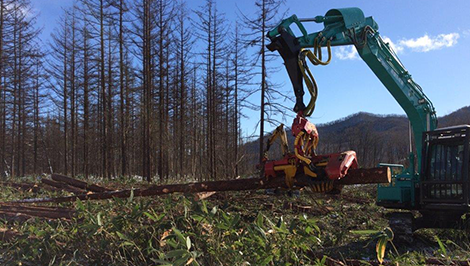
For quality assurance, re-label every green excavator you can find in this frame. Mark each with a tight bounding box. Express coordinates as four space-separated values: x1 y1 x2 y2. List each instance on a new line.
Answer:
266 7 470 233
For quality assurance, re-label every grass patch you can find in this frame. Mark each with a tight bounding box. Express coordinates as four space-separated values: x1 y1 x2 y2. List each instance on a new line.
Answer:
0 180 468 265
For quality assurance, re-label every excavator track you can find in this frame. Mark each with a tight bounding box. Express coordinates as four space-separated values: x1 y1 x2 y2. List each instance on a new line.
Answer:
387 212 414 243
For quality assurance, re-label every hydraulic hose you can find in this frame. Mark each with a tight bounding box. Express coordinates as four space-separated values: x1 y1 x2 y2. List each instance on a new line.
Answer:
298 38 331 116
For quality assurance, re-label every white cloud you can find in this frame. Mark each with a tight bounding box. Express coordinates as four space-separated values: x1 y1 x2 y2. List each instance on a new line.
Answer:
382 36 404 54
335 32 460 60
334 46 359 60
398 33 460 52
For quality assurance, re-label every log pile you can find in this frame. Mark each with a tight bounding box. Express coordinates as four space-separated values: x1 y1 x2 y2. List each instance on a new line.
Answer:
0 167 389 223
50 174 112 193
42 179 86 194
0 204 75 222
40 174 111 194
1 181 44 193
0 174 112 221
6 167 390 204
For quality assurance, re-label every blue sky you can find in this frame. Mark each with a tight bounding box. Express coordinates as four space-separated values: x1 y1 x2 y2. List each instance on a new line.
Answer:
33 0 470 140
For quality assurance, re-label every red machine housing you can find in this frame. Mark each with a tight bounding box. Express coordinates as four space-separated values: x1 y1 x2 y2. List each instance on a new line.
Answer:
311 151 358 180
263 112 358 182
292 114 318 138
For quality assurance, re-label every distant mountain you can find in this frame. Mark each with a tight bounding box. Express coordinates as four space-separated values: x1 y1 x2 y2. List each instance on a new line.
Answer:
316 105 470 134
241 106 470 169
317 112 407 133
438 106 470 127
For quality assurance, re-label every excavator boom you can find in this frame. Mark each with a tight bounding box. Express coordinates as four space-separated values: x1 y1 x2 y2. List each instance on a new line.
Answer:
267 8 437 174
267 6 470 232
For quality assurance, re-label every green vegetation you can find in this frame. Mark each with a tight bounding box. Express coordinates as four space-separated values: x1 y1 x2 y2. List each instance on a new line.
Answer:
0 181 469 265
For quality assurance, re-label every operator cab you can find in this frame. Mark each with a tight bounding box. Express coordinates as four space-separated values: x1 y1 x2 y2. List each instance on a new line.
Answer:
420 125 470 211
377 125 470 230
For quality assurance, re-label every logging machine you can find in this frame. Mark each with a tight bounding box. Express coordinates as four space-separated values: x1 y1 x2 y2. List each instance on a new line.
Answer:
265 7 470 233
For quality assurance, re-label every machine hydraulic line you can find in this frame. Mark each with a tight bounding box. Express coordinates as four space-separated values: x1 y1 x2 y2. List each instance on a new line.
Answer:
264 8 437 199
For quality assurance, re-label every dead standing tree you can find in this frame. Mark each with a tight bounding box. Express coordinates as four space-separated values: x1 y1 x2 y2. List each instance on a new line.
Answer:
1 0 42 177
173 0 193 179
240 0 287 172
230 22 253 177
155 0 174 182
132 0 159 182
79 6 93 179
194 0 229 181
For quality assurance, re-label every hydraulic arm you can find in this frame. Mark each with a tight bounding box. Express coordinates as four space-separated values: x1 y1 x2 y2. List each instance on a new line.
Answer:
266 8 437 174
266 7 470 231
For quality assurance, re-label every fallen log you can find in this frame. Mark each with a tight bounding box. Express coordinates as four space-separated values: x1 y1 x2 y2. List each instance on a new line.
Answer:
5 167 390 204
336 166 391 185
0 204 75 220
42 179 86 194
2 181 68 193
0 209 73 220
0 204 75 221
51 174 111 192
0 211 38 223
1 182 41 193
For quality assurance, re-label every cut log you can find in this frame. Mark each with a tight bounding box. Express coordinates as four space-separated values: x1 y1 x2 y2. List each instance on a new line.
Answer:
0 209 73 220
1 181 69 193
0 204 75 220
51 174 111 192
0 182 41 193
0 211 37 223
6 167 390 204
336 166 391 185
42 179 86 194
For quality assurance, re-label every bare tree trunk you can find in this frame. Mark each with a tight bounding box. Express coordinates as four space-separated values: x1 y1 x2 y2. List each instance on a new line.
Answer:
191 65 197 179
62 17 68 176
0 0 4 177
233 27 239 177
119 0 127 177
157 0 164 182
259 0 266 175
178 10 185 178
11 11 17 177
99 0 108 179
19 28 25 176
211 6 218 180
82 15 90 179
70 9 77 177
124 51 131 176
33 60 40 174
164 47 170 180
224 60 230 178
142 0 152 182
107 24 114 178
206 1 213 181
